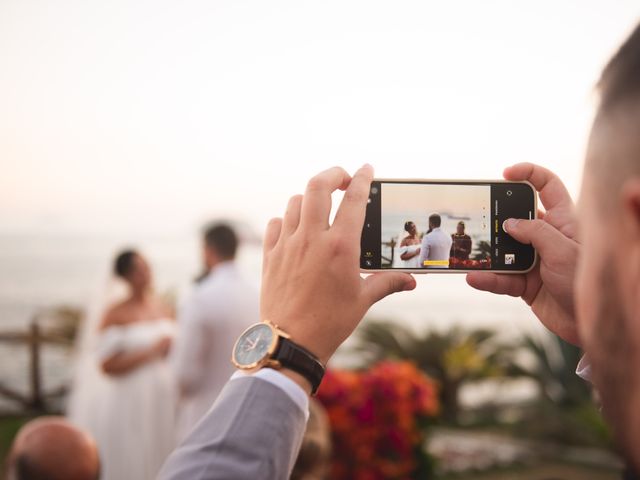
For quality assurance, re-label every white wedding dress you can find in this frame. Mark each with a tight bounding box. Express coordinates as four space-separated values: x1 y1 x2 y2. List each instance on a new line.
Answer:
395 243 422 268
70 319 177 480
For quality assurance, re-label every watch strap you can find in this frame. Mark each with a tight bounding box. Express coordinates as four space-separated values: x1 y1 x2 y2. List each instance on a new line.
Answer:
273 337 325 395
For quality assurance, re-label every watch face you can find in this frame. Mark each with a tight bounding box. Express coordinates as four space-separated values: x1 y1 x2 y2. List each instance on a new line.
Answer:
233 323 276 368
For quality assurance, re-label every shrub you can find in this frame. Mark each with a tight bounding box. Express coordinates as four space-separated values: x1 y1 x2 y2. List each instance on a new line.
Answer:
317 361 439 479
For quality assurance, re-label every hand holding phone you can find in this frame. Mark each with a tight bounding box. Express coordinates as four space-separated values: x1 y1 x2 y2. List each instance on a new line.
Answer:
261 165 416 367
465 163 581 346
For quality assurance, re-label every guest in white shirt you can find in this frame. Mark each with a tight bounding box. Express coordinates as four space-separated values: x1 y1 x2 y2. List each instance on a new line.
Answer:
171 223 259 441
419 214 453 269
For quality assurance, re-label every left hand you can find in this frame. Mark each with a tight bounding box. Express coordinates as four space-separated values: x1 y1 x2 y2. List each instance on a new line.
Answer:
466 163 580 345
260 165 416 365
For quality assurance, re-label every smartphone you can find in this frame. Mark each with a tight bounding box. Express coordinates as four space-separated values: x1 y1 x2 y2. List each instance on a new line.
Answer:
360 179 537 273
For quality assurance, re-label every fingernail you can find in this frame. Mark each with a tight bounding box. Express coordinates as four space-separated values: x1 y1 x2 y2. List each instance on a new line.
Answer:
362 163 373 169
503 218 520 232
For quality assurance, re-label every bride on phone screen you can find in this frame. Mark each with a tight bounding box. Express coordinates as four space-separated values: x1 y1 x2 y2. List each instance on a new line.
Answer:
397 221 421 268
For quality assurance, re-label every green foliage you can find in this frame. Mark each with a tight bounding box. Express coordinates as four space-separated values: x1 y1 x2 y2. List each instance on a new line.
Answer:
509 333 612 447
355 320 518 423
0 416 31 472
472 240 492 261
510 333 592 407
354 321 612 448
356 320 513 379
510 399 611 447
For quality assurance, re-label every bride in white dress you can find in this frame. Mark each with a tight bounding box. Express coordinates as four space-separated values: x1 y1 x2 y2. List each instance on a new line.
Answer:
395 221 422 268
68 250 177 480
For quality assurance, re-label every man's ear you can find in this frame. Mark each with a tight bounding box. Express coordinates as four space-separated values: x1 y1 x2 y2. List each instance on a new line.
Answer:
620 177 640 297
621 178 640 236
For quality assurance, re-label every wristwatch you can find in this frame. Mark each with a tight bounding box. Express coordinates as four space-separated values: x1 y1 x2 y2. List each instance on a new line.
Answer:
231 320 326 395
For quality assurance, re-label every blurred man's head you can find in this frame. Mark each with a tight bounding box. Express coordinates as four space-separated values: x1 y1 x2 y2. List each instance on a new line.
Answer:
456 221 466 235
203 222 238 269
428 214 442 230
576 22 640 467
6 417 99 480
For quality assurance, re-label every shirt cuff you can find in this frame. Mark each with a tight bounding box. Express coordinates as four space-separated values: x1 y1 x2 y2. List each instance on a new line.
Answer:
231 369 310 421
576 354 592 383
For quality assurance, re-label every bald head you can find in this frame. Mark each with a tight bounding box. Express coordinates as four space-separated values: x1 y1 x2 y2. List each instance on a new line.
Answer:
7 417 99 480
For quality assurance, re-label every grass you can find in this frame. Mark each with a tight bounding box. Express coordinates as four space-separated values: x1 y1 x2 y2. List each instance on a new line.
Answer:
0 416 32 471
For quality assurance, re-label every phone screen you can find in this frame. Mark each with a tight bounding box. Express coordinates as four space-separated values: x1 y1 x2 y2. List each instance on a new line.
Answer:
360 180 536 272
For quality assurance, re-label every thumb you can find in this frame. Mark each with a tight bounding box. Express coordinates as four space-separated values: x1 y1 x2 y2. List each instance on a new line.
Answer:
503 218 567 257
363 272 416 305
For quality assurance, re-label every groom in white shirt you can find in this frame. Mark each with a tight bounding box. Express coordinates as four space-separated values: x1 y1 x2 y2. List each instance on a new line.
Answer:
419 213 453 268
171 223 259 441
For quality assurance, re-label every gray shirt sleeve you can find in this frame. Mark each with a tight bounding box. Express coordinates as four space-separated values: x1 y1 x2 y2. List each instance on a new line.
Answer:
158 376 307 480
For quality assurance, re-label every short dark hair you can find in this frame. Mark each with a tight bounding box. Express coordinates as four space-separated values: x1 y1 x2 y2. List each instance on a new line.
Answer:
203 223 238 260
598 22 640 113
14 453 100 480
404 221 414 232
113 250 137 279
15 453 43 480
588 21 640 204
14 453 52 480
428 214 441 228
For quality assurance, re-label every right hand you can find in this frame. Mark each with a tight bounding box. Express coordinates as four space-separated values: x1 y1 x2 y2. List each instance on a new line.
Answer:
260 165 416 367
466 163 581 346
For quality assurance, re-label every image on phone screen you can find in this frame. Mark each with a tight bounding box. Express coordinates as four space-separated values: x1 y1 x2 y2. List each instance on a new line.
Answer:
361 180 537 273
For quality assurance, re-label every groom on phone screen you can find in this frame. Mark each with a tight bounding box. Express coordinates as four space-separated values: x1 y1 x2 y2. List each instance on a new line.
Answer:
419 213 453 268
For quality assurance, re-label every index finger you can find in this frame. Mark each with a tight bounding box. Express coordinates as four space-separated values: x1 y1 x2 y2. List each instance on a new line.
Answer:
299 166 351 231
333 164 374 239
503 163 574 214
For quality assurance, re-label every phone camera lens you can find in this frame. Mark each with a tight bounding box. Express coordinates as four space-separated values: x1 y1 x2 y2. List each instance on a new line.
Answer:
370 187 379 195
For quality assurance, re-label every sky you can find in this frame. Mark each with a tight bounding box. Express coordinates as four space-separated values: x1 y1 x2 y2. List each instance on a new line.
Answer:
382 183 489 214
1 1 639 237
381 183 490 241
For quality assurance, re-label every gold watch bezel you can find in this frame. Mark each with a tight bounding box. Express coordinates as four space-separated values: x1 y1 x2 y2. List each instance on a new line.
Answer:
231 320 291 371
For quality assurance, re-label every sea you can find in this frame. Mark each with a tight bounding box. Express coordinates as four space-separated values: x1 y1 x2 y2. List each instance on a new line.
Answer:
0 231 543 412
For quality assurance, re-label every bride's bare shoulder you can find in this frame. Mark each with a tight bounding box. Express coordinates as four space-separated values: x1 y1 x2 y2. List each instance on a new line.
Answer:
99 301 132 330
148 296 175 320
159 303 175 320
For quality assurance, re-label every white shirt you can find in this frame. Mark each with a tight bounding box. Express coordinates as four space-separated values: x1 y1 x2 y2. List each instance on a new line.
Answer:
576 355 592 382
171 261 259 440
419 227 453 268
